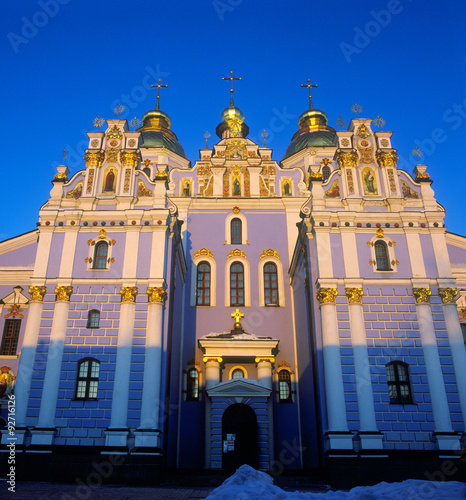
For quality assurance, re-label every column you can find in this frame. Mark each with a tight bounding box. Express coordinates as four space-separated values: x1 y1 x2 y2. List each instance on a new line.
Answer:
256 357 274 389
317 288 353 450
346 287 383 451
105 286 137 449
134 287 166 449
31 286 72 447
203 356 222 469
439 287 466 428
3 287 46 445
413 287 460 450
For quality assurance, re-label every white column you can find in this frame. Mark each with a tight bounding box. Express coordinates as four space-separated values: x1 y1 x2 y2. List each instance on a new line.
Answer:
317 288 353 450
135 288 165 449
256 358 273 389
5 288 46 445
32 286 72 445
413 288 459 450
106 287 137 447
203 357 222 469
439 288 466 427
346 287 383 450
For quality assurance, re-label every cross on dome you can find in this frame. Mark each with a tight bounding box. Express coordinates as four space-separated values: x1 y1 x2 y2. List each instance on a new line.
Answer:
151 79 168 110
301 79 318 110
222 70 241 105
231 308 244 324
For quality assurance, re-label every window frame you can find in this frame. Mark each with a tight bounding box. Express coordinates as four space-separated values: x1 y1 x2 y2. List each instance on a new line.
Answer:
385 361 413 404
230 261 245 307
374 240 391 271
0 319 21 356
230 218 242 245
278 370 292 403
263 262 279 306
87 309 100 329
322 166 331 182
93 241 108 270
196 261 211 306
225 212 248 245
74 357 100 400
186 368 200 401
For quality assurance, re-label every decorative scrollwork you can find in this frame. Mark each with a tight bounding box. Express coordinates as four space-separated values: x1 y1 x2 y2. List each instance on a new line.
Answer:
55 286 73 302
316 288 338 303
260 249 280 260
227 249 247 259
147 286 167 303
194 248 213 258
412 287 431 304
345 287 364 303
438 287 458 304
120 286 138 302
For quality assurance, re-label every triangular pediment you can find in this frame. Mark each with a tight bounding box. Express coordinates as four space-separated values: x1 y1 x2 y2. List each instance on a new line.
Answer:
1 286 28 305
206 378 271 398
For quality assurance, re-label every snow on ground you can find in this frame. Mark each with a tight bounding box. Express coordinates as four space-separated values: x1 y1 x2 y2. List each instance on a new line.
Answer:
206 464 466 500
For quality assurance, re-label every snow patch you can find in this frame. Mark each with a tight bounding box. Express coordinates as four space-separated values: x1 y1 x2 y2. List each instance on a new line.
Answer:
206 464 466 500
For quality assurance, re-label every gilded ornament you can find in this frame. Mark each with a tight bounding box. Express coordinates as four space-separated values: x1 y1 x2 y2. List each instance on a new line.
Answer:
129 117 141 129
415 172 431 182
391 259 400 266
346 169 354 192
194 248 213 258
260 249 280 260
345 287 364 303
124 168 131 192
356 124 370 138
227 249 247 259
278 360 291 369
203 356 223 364
320 158 331 166
458 308 466 321
105 148 119 163
0 366 16 398
373 116 385 131
120 286 138 302
113 104 125 116
376 150 398 168
412 287 431 304
154 171 168 179
54 172 68 182
316 288 338 303
106 125 123 139
411 146 423 164
84 151 105 168
255 356 275 364
376 228 384 238
351 103 363 117
231 308 244 324
387 168 396 192
91 139 99 148
341 138 350 147
336 117 346 130
87 169 95 193
232 206 240 214
28 286 46 302
98 229 106 239
147 286 167 303
120 150 139 167
438 287 458 304
337 150 358 168
4 304 24 319
55 285 73 302
310 171 323 181
381 139 389 147
93 116 104 128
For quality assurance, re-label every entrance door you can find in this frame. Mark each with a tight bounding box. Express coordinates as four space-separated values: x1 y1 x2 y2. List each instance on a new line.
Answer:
222 403 258 473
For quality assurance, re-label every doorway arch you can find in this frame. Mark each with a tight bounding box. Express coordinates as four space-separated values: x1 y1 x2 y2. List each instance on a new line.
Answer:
222 403 258 472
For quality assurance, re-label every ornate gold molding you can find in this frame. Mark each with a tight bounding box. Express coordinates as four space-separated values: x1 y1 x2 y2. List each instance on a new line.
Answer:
310 171 323 181
194 248 213 258
147 286 167 303
336 150 358 168
232 206 240 214
438 287 457 304
106 125 122 139
55 286 73 302
203 356 223 364
376 150 398 167
376 228 384 238
119 150 139 167
120 286 138 302
260 249 280 260
345 287 364 303
227 249 247 259
98 229 107 239
316 288 338 304
412 287 431 304
255 356 275 364
83 151 105 168
28 286 46 302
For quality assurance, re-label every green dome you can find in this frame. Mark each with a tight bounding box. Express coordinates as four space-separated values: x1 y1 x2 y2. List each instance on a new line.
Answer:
283 131 337 159
139 130 186 158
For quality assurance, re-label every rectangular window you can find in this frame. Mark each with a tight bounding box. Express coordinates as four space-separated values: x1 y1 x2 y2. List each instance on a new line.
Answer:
1 319 21 355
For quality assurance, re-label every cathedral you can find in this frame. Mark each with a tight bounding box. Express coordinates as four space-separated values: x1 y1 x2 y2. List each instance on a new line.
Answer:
0 76 465 484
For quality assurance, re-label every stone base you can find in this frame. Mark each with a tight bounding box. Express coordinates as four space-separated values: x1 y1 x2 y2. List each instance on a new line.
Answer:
433 432 461 451
105 428 129 448
357 431 385 451
30 428 55 447
1 427 27 446
133 429 161 449
324 431 354 452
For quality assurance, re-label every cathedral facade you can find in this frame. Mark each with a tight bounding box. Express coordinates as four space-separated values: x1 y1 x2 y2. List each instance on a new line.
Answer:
1 82 466 483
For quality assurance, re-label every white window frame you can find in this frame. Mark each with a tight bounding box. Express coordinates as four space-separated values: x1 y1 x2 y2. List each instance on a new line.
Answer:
191 253 216 307
225 256 251 307
258 256 286 307
225 212 248 245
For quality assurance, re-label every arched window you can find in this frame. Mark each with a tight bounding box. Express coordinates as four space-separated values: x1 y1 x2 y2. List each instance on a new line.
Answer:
386 361 413 404
143 167 151 177
278 370 292 402
186 368 199 401
196 261 211 306
322 166 331 182
232 368 245 379
75 358 100 399
264 262 279 306
93 241 108 270
374 241 391 271
231 218 242 245
87 309 100 328
230 262 244 306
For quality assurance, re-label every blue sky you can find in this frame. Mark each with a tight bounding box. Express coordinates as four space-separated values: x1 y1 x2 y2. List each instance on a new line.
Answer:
1 0 465 239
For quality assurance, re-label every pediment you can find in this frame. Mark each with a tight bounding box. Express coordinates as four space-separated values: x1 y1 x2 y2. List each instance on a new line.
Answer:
206 378 271 398
1 286 28 305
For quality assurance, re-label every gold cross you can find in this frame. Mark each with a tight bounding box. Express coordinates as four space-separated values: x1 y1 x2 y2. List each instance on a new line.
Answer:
301 79 318 109
222 70 241 105
231 308 244 323
151 79 168 110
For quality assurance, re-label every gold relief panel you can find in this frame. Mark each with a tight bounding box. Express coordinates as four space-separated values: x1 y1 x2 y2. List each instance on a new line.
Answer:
105 148 119 163
376 150 398 168
55 286 73 302
346 169 354 192
87 169 95 193
356 124 370 138
120 151 139 167
227 249 247 259
29 286 46 302
336 150 358 168
124 169 131 192
387 168 396 192
438 287 457 304
106 125 122 139
345 287 364 303
226 140 247 159
147 286 167 303
66 181 83 199
412 287 431 304
232 206 240 214
316 288 338 304
84 151 105 168
194 248 213 258
4 304 24 319
120 286 138 302
260 249 280 260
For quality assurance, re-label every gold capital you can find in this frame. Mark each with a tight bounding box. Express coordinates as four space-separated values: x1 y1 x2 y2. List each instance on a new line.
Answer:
83 150 105 168
316 288 338 304
345 287 364 303
120 286 138 302
438 287 457 304
203 356 223 364
55 286 73 302
147 286 167 303
28 286 46 302
255 356 275 364
413 287 431 304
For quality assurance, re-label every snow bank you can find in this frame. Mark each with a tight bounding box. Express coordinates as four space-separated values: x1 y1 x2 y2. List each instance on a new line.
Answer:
206 464 466 500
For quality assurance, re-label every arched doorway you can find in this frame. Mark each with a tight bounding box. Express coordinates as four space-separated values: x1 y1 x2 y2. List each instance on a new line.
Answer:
222 403 258 473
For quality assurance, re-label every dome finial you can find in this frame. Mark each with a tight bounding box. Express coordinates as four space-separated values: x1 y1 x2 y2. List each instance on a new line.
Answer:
300 79 318 110
222 70 241 106
151 79 168 110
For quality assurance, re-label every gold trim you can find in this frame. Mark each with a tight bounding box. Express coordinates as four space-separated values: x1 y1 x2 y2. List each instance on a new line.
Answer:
194 248 213 258
203 356 223 364
260 249 279 260
345 287 364 303
227 249 247 259
232 206 240 214
120 286 138 302
55 286 73 302
98 229 106 239
438 287 457 304
28 286 46 302
147 286 167 303
376 228 384 238
316 288 338 303
412 287 431 304
255 356 275 364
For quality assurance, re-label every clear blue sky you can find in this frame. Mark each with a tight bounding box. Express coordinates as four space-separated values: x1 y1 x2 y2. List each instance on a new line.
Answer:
1 1 465 239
